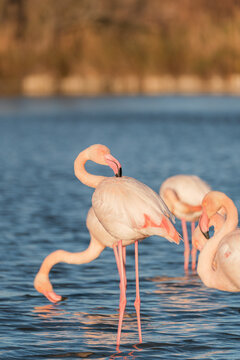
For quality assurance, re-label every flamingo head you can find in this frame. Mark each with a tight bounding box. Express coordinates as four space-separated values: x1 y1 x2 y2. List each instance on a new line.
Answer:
87 144 122 177
199 191 219 239
34 272 62 303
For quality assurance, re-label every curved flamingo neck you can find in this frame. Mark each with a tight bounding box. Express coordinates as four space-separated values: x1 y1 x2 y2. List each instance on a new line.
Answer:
74 149 106 188
38 238 105 276
197 194 238 286
34 236 105 296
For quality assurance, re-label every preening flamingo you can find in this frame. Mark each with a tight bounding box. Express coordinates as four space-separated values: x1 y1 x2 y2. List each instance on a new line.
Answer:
160 175 211 271
34 144 180 347
196 191 240 291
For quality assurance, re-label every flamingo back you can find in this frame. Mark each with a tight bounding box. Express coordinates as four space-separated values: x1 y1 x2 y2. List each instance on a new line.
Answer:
92 176 179 244
160 175 211 206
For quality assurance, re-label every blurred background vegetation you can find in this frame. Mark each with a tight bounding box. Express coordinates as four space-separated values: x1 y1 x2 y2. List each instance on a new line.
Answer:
0 0 240 95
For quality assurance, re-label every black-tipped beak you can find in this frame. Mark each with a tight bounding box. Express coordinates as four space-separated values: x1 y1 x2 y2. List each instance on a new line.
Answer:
115 167 122 177
201 229 210 239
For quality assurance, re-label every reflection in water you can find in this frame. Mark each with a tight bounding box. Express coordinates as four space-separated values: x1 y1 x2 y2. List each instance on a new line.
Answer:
76 311 142 347
110 344 142 360
33 304 142 347
33 304 68 319
50 351 94 358
33 304 143 359
145 274 225 336
32 274 225 351
149 274 224 310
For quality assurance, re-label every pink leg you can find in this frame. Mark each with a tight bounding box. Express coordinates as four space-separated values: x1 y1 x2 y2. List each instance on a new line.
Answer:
114 245 127 290
191 222 197 270
181 219 190 271
116 240 127 347
134 241 142 343
123 246 126 265
113 245 120 276
122 246 127 289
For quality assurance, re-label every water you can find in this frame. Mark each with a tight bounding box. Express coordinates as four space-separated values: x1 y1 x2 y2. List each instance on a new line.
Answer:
0 95 240 359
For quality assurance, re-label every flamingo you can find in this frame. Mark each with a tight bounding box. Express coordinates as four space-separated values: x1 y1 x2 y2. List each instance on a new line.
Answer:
160 175 211 271
196 191 240 291
34 144 180 347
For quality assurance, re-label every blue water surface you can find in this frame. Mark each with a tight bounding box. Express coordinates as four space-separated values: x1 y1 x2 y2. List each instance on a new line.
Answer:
0 95 240 359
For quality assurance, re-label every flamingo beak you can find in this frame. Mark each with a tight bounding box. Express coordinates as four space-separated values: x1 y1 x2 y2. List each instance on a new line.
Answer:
116 167 122 177
105 154 122 177
199 208 210 239
200 229 210 239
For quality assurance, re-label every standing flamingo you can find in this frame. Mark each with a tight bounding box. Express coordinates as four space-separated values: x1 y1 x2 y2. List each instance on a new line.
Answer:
34 144 180 347
195 191 240 292
160 175 211 271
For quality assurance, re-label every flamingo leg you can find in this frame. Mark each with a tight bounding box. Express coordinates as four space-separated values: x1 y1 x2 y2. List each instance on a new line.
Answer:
113 245 127 290
116 240 127 347
181 219 190 271
191 221 197 270
123 246 126 265
123 246 127 289
134 240 142 343
113 245 120 276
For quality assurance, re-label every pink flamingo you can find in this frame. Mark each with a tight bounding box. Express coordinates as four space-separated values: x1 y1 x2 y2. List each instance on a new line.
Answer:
160 174 211 271
34 144 180 347
196 191 240 291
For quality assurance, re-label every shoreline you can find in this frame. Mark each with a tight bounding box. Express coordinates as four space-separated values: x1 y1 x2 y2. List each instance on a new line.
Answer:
2 74 240 97
22 74 240 97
